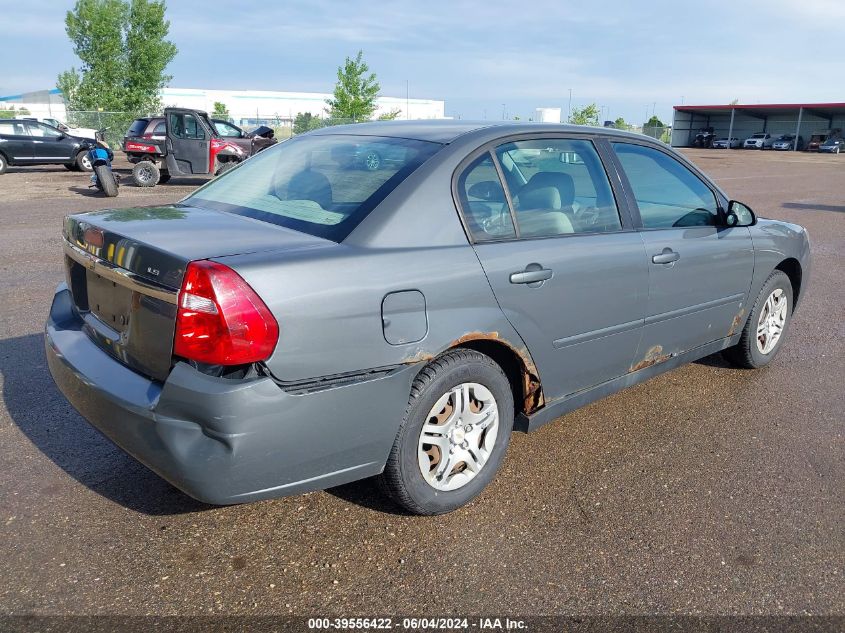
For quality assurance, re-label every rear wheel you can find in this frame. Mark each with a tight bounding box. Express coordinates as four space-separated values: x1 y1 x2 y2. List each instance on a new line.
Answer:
132 160 159 187
379 349 514 515
723 270 793 369
0 153 7 174
94 164 119 197
76 151 92 171
363 150 381 171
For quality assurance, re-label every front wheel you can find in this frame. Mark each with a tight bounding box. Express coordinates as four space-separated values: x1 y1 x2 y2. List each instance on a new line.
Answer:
94 164 119 197
723 270 793 369
379 349 514 515
215 161 237 176
76 151 92 171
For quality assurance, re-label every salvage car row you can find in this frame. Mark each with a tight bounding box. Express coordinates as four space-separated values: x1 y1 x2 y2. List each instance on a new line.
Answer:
695 127 844 152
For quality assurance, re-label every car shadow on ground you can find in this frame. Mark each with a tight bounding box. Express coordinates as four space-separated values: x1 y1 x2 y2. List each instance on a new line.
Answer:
783 202 845 214
695 351 733 368
68 185 110 198
1 333 212 516
326 478 411 516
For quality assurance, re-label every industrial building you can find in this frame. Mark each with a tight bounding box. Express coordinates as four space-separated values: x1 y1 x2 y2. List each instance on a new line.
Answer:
671 102 845 149
0 87 446 126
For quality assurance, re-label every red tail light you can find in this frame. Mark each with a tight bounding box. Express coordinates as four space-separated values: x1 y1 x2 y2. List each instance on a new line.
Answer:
174 260 279 365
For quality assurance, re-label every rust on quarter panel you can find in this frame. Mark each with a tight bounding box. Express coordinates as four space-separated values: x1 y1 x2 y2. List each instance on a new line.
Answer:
402 331 545 414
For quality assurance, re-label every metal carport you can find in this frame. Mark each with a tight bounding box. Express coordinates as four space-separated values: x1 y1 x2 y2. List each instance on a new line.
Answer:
671 102 845 150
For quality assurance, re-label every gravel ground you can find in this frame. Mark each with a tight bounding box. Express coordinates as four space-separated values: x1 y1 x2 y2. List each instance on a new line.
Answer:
0 149 842 618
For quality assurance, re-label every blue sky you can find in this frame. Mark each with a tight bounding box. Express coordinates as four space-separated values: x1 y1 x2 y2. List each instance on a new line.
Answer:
1 0 842 124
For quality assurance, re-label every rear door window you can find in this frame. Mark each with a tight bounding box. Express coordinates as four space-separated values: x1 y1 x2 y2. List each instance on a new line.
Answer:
0 122 29 136
186 134 442 242
494 138 623 237
456 153 515 241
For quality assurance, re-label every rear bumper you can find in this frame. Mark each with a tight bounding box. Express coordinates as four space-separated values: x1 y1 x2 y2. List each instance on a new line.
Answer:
45 284 415 505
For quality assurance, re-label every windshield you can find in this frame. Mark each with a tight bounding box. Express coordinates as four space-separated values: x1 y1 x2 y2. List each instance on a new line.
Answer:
186 134 442 241
752 134 766 139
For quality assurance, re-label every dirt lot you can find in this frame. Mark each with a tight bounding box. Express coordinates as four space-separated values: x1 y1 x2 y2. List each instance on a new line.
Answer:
0 148 843 619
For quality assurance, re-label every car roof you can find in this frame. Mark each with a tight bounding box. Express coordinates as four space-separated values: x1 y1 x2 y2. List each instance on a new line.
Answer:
307 119 651 144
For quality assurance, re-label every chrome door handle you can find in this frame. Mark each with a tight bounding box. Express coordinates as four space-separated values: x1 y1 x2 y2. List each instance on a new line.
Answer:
652 248 680 265
510 266 553 285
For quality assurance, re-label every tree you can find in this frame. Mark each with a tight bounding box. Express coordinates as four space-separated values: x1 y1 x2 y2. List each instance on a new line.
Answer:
614 116 628 130
57 0 177 115
568 103 600 126
212 101 230 119
643 115 665 129
293 112 319 134
0 106 31 119
325 50 380 122
642 115 666 140
377 108 402 120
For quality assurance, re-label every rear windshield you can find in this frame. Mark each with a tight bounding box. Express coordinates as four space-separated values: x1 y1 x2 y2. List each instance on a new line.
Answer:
126 119 148 136
185 134 442 241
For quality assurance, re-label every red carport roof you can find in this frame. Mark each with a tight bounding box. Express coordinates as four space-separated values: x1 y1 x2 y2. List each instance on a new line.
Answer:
675 103 845 111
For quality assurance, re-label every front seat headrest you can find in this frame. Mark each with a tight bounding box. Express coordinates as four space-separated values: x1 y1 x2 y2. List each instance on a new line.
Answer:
284 169 333 209
523 172 575 207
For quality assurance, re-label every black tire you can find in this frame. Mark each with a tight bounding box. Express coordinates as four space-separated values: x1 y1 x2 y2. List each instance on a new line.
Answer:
723 270 793 369
157 173 171 184
132 160 159 187
94 164 119 197
363 150 381 171
379 349 514 515
64 163 77 171
215 161 237 176
0 153 7 175
76 151 92 171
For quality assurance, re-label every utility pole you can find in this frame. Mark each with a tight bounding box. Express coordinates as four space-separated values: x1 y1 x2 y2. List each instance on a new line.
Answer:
502 104 506 120
568 88 572 122
406 80 409 120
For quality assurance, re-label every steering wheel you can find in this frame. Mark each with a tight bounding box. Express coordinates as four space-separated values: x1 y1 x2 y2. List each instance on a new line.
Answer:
575 205 600 228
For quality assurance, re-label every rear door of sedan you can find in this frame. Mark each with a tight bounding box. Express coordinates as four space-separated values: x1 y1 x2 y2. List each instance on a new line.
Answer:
0 121 33 163
456 134 649 402
609 141 754 360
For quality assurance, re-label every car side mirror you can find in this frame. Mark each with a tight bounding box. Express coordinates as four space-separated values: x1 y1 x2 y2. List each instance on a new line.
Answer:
726 200 756 227
467 180 505 203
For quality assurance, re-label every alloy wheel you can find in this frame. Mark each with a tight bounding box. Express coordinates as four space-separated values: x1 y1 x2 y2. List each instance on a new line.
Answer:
417 382 499 492
756 288 788 354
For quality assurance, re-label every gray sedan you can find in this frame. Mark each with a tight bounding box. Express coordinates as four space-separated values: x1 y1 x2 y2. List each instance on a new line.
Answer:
45 121 811 515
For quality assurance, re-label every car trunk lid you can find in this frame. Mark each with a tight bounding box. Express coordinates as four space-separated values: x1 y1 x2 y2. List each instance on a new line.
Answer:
62 204 331 381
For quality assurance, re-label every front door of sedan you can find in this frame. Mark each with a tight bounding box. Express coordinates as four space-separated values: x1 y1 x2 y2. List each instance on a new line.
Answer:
457 137 649 402
611 142 754 361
